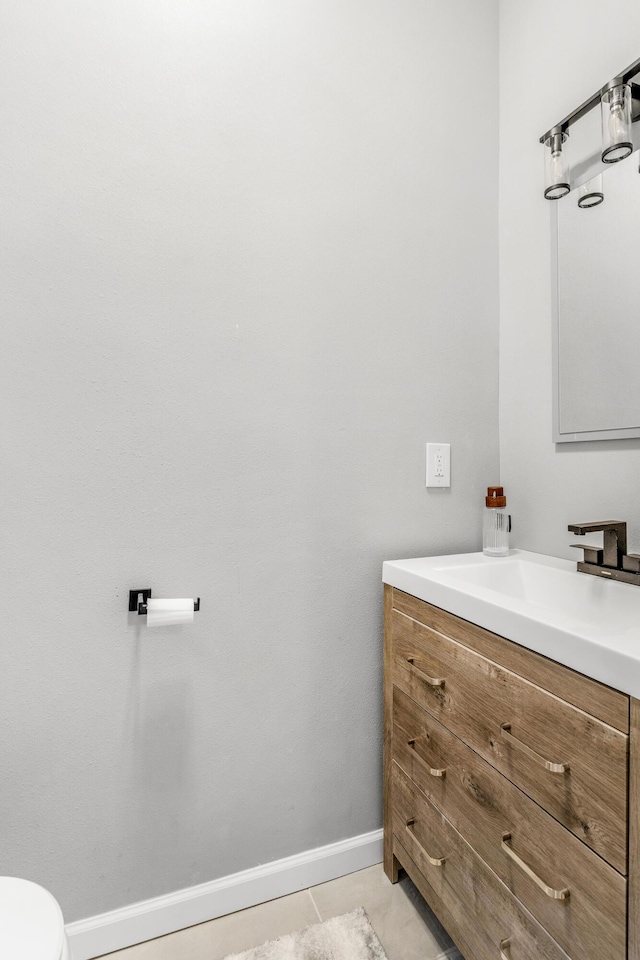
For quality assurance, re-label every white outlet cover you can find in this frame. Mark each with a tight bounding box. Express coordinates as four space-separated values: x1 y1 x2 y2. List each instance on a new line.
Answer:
426 443 450 487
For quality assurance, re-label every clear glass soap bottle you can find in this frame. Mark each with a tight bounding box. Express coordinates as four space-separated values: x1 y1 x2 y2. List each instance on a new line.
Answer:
483 486 511 557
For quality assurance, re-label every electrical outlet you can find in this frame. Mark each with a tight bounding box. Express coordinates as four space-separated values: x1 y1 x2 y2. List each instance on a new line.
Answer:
426 443 450 487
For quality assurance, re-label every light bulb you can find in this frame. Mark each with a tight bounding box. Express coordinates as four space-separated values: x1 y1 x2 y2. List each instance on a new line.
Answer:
610 102 626 140
550 149 564 181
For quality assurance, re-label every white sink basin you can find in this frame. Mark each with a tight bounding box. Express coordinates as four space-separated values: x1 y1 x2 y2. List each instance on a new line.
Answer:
383 549 640 697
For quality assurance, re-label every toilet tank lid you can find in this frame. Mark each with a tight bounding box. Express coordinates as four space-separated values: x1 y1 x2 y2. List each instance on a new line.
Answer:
0 877 64 960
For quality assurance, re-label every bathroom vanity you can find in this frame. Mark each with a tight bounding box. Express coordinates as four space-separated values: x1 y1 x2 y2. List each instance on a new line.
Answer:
382 551 640 960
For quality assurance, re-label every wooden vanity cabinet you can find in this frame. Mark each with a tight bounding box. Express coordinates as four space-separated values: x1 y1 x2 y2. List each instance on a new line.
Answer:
383 584 640 960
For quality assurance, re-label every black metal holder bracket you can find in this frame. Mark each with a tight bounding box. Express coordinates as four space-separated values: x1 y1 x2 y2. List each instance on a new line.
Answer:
129 588 152 613
128 589 200 615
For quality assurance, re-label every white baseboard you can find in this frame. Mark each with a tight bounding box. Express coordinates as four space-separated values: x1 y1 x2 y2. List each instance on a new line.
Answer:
66 829 383 960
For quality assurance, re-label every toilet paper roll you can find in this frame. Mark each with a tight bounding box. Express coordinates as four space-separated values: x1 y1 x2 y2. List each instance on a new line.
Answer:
146 598 194 627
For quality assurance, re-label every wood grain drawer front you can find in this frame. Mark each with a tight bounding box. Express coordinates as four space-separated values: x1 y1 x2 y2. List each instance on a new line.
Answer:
392 686 627 960
391 763 572 960
392 608 628 872
393 589 630 733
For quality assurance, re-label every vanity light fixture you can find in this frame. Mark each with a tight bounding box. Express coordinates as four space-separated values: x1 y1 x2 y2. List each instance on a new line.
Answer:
601 80 633 162
544 126 570 199
540 55 640 200
577 173 604 208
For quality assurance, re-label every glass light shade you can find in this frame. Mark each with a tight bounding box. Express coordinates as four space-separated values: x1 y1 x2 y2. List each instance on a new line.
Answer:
601 81 633 163
544 128 570 199
578 173 604 208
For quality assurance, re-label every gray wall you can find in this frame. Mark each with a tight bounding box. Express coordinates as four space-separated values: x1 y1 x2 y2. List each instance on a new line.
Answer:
0 0 499 921
499 0 640 557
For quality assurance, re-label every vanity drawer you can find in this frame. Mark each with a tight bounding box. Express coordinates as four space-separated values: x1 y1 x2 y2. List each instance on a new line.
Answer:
392 686 627 960
393 588 630 733
392 607 628 872
392 762 572 960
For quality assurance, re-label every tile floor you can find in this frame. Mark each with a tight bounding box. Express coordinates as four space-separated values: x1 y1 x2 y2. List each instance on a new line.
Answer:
98 864 463 960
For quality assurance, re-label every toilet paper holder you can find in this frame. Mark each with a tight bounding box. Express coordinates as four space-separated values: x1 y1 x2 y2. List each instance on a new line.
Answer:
128 589 201 615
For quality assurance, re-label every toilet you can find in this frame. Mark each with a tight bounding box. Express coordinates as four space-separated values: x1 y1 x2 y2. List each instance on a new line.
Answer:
0 877 71 960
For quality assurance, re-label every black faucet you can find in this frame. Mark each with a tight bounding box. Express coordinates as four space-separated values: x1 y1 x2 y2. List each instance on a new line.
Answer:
566 520 640 584
567 520 627 569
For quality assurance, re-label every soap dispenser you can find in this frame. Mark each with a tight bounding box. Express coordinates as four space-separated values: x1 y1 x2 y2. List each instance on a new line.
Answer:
483 486 511 557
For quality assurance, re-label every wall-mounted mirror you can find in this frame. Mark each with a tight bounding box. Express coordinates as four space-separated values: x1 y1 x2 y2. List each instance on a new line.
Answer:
550 60 640 442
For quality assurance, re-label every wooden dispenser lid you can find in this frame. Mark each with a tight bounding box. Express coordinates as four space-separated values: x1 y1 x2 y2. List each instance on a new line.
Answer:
486 486 507 507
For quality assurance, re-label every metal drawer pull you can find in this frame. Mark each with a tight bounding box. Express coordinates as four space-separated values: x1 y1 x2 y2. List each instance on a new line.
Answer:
501 833 570 900
500 723 569 774
407 738 446 778
406 657 445 687
405 819 446 866
499 940 511 960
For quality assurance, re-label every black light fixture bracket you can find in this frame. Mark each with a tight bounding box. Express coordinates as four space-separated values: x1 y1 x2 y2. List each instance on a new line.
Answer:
539 57 640 144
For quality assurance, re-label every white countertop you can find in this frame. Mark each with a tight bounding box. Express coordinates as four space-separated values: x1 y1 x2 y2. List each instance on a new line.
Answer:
383 549 640 699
